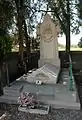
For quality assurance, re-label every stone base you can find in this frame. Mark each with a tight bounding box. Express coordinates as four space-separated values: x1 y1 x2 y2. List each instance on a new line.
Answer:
0 81 80 110
38 58 60 68
18 105 50 114
43 100 80 110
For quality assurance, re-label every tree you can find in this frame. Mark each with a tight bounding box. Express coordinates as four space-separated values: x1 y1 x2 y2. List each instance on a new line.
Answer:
0 0 14 62
39 0 81 52
78 37 82 48
14 0 37 61
0 0 14 94
14 0 24 61
0 0 14 34
79 0 82 19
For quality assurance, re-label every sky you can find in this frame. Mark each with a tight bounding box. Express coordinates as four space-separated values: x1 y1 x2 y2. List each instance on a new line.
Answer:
34 0 82 45
57 0 82 45
58 28 82 45
9 0 82 45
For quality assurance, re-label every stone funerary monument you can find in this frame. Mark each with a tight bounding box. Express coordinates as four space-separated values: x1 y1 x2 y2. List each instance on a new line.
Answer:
24 14 61 84
37 14 61 67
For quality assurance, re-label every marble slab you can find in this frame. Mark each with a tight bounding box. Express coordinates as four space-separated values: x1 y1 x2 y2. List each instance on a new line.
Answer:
25 64 60 84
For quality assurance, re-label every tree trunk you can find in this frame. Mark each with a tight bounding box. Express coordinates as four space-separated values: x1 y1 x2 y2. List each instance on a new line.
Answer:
23 19 30 57
18 15 24 61
66 0 70 52
66 30 70 52
23 20 31 72
15 0 24 61
0 65 3 95
79 0 82 19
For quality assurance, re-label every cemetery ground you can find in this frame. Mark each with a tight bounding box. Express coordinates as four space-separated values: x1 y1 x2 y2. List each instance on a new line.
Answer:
0 103 81 120
0 14 81 119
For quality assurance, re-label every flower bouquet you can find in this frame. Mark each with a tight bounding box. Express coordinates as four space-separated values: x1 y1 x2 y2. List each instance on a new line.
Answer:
18 92 38 109
18 92 50 114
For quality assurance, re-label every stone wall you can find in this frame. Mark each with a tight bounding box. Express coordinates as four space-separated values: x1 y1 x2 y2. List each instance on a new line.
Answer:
0 52 39 86
59 51 82 70
1 51 82 86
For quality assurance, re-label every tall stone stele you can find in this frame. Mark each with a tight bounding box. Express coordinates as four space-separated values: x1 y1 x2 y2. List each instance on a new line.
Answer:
37 14 61 67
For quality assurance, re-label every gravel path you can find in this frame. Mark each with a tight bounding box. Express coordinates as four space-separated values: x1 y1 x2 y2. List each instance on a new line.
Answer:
0 104 82 120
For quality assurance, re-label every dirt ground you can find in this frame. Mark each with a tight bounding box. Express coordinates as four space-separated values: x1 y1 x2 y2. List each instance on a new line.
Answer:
0 103 82 120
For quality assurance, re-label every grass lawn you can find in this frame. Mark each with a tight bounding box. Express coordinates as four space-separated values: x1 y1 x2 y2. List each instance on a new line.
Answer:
58 47 82 51
12 46 82 52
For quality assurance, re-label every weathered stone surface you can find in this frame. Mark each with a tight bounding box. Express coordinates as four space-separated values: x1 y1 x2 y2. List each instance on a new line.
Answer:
25 64 60 84
0 67 80 110
0 95 18 104
37 14 60 67
0 81 80 109
18 105 50 115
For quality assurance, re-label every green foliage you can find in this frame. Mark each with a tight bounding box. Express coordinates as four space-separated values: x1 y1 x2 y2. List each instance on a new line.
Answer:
79 0 82 19
0 0 14 33
0 36 12 62
0 0 14 62
44 0 81 35
31 37 40 50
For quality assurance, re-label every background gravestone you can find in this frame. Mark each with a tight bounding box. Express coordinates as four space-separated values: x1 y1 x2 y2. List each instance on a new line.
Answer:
37 14 61 67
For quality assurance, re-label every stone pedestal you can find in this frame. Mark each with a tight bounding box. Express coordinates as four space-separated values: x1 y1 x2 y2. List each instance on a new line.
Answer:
38 59 60 68
37 14 60 68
